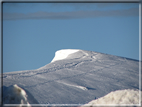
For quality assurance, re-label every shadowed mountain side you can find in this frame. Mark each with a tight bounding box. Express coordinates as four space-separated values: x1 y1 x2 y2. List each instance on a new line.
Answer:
3 49 140 104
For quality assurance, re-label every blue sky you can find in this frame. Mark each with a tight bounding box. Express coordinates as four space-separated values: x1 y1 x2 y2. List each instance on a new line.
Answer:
3 3 139 72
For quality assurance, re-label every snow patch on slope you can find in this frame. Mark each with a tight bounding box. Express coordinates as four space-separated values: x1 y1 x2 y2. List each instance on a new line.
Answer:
51 49 80 63
57 81 88 90
3 84 31 107
83 89 141 106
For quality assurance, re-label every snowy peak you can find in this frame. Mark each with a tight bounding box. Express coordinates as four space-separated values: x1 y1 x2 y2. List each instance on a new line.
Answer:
51 49 80 63
38 49 138 70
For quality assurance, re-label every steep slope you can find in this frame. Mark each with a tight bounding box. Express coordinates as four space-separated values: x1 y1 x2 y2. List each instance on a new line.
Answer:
2 49 140 106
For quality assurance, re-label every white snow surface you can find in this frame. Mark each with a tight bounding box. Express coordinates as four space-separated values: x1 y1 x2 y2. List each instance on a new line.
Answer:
3 84 31 107
2 49 141 106
51 49 80 63
83 89 141 107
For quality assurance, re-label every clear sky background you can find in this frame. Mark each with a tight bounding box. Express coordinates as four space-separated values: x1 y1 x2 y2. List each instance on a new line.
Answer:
3 3 139 73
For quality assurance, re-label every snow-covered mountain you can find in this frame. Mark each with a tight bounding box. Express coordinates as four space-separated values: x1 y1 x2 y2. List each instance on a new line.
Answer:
2 49 141 107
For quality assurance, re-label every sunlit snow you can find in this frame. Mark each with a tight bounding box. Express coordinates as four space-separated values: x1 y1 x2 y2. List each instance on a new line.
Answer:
51 49 79 62
83 89 141 107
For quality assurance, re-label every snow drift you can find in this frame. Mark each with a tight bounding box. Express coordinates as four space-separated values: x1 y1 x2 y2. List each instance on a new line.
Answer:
83 89 141 107
51 49 80 62
3 84 31 107
2 49 141 106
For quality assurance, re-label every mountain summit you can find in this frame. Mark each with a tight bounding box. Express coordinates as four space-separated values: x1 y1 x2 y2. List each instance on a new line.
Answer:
2 49 140 106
